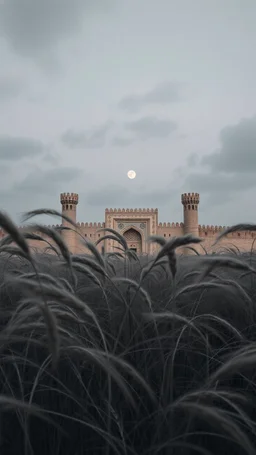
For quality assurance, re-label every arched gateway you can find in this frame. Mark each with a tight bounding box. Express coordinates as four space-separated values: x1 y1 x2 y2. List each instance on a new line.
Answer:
104 208 159 255
123 228 142 254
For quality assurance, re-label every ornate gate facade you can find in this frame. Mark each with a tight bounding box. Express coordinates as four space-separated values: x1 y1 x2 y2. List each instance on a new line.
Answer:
104 208 158 254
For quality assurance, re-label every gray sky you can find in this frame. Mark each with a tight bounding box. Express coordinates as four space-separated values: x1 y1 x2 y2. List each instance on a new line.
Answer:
0 0 256 227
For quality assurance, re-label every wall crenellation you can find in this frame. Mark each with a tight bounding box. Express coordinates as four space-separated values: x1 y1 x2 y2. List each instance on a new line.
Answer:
77 222 105 228
105 208 158 213
158 222 184 228
199 224 226 232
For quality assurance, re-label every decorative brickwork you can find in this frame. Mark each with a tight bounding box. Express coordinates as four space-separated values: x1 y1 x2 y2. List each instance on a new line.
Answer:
124 229 141 242
123 228 142 253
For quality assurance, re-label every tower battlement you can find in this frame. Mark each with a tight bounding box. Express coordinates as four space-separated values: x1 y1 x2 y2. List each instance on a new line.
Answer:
181 192 200 206
60 192 79 205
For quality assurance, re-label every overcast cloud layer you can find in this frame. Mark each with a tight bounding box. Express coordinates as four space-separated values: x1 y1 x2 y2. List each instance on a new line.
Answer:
0 0 256 226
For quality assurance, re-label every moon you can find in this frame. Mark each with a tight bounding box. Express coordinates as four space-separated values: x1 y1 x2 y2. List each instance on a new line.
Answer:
127 170 136 179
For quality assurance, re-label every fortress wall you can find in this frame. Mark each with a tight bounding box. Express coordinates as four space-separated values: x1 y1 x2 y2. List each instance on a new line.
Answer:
151 229 256 255
27 231 256 256
0 226 60 255
0 222 106 256
1 227 256 257
155 223 185 254
77 223 106 254
199 230 256 253
157 222 184 239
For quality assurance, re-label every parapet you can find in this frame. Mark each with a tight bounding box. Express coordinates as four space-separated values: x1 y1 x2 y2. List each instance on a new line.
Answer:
198 224 256 239
181 192 200 206
77 222 105 228
60 192 79 205
158 222 184 228
105 208 158 213
199 224 226 232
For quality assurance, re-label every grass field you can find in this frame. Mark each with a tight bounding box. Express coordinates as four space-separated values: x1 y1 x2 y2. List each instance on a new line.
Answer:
1 209 256 454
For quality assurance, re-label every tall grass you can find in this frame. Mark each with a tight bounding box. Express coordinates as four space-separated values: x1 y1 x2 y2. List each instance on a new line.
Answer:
0 211 256 454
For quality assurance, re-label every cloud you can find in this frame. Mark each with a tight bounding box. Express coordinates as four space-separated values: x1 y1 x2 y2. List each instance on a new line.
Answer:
61 122 113 149
124 116 177 140
186 153 199 167
14 166 83 194
42 152 60 166
111 136 134 147
0 76 25 102
86 184 171 207
0 136 46 161
0 0 111 59
201 116 256 173
185 171 256 195
119 81 182 113
1 166 84 221
181 115 256 207
182 171 256 212
88 185 129 206
111 117 177 146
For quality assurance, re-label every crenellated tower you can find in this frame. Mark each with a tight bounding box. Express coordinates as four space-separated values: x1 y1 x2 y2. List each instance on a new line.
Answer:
60 192 79 253
181 193 200 252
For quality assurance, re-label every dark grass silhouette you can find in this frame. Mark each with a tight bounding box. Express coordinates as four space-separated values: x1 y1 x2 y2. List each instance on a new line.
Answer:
1 209 256 454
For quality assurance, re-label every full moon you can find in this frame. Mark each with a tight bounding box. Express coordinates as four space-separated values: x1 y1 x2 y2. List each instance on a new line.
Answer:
127 170 136 179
